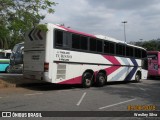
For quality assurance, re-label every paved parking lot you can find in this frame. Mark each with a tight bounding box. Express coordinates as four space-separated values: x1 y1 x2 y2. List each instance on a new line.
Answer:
0 74 160 119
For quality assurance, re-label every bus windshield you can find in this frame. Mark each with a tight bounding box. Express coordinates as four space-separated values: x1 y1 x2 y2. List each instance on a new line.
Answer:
147 54 158 60
12 45 19 53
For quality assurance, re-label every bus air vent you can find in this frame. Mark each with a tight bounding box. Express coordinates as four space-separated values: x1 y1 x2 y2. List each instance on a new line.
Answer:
56 64 66 80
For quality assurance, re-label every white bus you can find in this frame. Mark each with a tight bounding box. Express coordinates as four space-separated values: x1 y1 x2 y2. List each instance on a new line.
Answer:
23 23 148 87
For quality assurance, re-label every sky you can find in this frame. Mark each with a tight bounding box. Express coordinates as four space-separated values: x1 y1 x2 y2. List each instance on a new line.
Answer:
42 0 160 42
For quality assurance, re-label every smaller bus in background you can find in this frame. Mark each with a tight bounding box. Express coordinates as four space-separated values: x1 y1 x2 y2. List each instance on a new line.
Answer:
9 42 24 73
147 51 160 78
0 49 11 73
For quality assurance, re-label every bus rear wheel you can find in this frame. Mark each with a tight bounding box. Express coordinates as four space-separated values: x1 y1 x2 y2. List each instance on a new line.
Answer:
96 73 106 87
82 72 93 88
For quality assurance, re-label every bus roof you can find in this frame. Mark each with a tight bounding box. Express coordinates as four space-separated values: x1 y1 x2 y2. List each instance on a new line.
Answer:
0 49 11 53
16 42 24 45
5 49 11 53
49 23 146 50
147 51 160 54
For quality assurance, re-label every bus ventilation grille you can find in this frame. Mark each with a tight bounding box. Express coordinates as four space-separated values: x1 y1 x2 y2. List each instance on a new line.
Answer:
56 64 66 80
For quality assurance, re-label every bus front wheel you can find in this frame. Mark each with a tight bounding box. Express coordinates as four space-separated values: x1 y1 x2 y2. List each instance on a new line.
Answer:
82 72 93 88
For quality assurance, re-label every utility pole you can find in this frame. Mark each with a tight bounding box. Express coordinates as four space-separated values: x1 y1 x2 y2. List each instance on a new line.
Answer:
122 21 127 43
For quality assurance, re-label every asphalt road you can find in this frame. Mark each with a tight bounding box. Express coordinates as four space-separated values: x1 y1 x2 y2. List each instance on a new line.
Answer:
0 76 160 120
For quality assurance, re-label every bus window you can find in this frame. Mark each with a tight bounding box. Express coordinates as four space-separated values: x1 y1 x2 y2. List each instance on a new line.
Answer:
55 30 63 47
135 48 141 58
142 50 147 58
110 42 115 54
104 41 110 54
63 32 69 47
81 36 88 50
116 44 125 56
147 54 157 60
55 30 70 48
72 34 80 49
97 40 102 52
104 41 115 54
89 38 97 51
126 46 134 57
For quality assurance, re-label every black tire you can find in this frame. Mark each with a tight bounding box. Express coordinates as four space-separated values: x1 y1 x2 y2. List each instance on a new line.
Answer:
82 72 93 88
96 73 106 87
5 66 10 73
135 72 141 82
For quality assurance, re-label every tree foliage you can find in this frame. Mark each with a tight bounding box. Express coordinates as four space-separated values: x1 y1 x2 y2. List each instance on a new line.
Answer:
130 39 160 51
0 0 56 49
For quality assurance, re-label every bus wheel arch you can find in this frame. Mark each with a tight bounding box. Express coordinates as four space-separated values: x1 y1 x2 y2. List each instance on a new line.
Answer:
5 66 10 73
135 71 141 82
96 70 107 87
82 70 94 88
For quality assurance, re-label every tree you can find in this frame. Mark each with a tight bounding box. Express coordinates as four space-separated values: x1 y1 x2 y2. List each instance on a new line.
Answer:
0 0 56 49
130 39 160 51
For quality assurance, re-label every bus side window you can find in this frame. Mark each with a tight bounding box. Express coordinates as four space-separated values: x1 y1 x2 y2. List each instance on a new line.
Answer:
142 50 147 58
72 34 80 49
110 42 115 54
97 40 102 52
63 32 69 47
135 48 141 58
89 38 97 51
104 41 110 54
126 46 133 57
81 36 88 50
104 41 115 54
55 30 69 48
55 30 63 47
116 44 125 56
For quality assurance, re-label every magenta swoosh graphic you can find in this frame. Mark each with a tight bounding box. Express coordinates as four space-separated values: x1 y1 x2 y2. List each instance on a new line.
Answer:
102 55 121 75
58 55 122 84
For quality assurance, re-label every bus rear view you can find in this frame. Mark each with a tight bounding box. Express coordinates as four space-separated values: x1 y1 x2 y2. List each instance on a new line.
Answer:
147 51 160 78
23 24 50 82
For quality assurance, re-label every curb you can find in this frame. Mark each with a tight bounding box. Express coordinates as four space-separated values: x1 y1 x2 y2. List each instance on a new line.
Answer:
0 76 47 89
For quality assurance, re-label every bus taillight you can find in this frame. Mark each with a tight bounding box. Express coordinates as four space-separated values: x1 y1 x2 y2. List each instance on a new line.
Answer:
44 62 49 72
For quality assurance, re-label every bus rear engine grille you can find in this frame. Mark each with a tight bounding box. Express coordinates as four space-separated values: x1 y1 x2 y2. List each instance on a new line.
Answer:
56 64 66 80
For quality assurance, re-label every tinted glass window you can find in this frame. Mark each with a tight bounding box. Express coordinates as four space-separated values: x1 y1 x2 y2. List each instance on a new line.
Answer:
142 50 147 58
135 48 141 58
104 41 115 54
81 36 88 50
55 30 70 48
89 38 97 51
63 32 69 47
55 30 63 46
110 42 115 54
126 46 134 57
97 40 102 52
104 41 110 53
147 54 157 60
116 44 125 56
72 34 80 49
